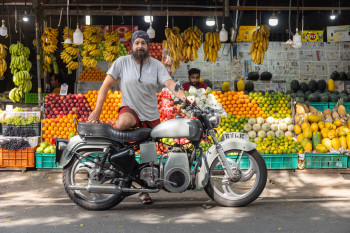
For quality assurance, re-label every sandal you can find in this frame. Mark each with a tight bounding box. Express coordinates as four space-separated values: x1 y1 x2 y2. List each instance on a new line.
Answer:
138 192 153 205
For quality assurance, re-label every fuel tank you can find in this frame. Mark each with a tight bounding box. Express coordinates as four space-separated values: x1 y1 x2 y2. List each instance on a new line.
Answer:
151 118 202 141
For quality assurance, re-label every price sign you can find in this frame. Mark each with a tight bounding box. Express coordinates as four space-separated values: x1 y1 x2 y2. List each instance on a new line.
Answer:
60 83 68 96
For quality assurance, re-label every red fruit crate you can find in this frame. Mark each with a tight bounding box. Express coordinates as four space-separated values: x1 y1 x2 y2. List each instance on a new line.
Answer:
0 147 36 168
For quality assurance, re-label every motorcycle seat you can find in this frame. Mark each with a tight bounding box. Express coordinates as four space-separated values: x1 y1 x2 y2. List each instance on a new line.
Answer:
77 122 152 143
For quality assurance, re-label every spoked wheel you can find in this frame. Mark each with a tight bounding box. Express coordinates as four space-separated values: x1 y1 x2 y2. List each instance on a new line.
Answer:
204 149 267 207
63 152 131 211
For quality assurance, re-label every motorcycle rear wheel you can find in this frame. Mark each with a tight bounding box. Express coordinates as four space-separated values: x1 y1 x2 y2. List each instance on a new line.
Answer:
204 149 267 207
63 155 131 211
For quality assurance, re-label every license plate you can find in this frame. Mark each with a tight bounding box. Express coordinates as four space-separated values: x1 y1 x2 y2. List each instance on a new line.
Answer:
221 132 249 141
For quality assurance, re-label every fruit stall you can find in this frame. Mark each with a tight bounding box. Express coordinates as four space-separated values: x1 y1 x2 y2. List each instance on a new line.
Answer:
0 2 350 171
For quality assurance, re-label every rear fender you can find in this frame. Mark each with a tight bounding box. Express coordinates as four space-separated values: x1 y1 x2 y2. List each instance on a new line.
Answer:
58 135 113 168
195 138 256 189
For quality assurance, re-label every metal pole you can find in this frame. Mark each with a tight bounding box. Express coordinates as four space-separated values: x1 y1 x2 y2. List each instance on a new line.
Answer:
33 0 42 106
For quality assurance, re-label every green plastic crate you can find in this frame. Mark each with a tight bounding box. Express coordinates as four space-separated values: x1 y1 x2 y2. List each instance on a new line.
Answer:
310 102 329 111
344 103 350 113
328 102 336 110
25 93 48 104
305 153 348 169
36 153 62 169
262 154 298 169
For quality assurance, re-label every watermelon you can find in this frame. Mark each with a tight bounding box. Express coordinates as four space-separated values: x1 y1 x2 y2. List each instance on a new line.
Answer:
308 80 317 92
260 72 272 81
300 82 308 92
247 72 259 81
291 80 300 92
245 81 254 92
317 80 327 92
330 71 340 80
339 72 347 80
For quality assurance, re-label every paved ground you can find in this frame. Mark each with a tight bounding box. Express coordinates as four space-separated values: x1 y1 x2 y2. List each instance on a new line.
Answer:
1 170 350 233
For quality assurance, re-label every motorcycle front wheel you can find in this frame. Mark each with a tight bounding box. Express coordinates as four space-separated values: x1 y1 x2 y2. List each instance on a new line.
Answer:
204 149 267 207
62 153 131 211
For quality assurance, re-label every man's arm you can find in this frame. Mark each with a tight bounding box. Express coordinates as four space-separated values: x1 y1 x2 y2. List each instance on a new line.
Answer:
88 75 117 122
164 79 187 102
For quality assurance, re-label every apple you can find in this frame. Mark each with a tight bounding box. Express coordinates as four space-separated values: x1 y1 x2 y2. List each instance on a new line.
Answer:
72 107 77 112
73 99 77 103
70 103 75 107
80 103 85 107
85 103 90 108
57 107 62 111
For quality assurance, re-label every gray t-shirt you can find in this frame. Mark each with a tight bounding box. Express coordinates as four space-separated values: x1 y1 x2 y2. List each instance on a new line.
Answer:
107 55 172 121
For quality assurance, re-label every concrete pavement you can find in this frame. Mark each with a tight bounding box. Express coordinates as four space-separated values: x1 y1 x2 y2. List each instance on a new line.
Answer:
1 170 350 233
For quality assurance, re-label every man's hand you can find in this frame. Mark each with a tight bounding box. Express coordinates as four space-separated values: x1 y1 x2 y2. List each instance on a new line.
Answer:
186 96 196 105
88 110 101 123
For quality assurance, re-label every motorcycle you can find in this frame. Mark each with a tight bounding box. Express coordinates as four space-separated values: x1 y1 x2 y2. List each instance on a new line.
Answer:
56 84 267 211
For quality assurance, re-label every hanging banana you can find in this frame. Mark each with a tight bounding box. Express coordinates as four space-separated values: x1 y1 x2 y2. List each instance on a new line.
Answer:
250 25 270 65
203 32 221 63
182 26 202 61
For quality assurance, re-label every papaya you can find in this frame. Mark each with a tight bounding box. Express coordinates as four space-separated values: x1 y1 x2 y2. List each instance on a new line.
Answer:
310 123 319 132
316 144 328 153
312 131 322 150
331 138 341 150
325 122 333 130
334 119 342 127
347 134 350 149
297 134 304 143
304 142 313 151
322 138 332 150
339 136 347 149
307 114 321 123
301 138 312 148
301 122 310 131
327 130 337 139
318 121 325 130
336 126 348 137
347 118 350 129
294 125 302 135
303 127 313 139
328 79 335 92
321 128 329 139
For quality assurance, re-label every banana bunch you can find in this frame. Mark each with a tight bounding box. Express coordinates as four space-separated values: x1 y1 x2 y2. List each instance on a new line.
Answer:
37 27 59 73
13 71 32 93
103 30 120 62
124 31 133 41
9 87 23 103
183 26 203 61
203 32 221 63
250 25 270 65
60 27 79 73
9 43 32 75
0 43 8 77
164 26 185 71
81 26 102 68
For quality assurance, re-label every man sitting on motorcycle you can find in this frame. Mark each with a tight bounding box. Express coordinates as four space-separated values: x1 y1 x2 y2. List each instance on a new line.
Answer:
88 30 195 204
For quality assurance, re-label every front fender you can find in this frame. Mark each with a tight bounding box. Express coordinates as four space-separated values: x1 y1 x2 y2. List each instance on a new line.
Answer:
58 136 112 168
195 138 256 189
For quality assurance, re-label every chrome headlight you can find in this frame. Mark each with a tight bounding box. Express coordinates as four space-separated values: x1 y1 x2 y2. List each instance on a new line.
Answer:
209 114 221 128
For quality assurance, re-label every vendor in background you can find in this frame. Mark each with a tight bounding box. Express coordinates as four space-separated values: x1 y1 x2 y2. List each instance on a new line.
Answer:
49 72 63 94
182 68 208 91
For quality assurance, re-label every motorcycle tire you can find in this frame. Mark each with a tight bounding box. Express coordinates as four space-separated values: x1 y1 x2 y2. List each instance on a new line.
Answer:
63 156 131 211
204 149 267 207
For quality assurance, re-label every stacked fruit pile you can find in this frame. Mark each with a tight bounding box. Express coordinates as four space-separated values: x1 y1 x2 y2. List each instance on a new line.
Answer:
252 92 292 119
118 43 128 57
294 101 350 153
85 90 122 121
9 43 32 102
0 43 7 77
103 30 120 62
60 27 79 72
41 27 59 73
216 115 249 140
82 26 102 68
149 42 163 61
78 67 106 81
255 136 303 155
1 115 40 125
157 89 182 122
242 116 294 141
203 32 221 63
41 114 78 142
213 91 264 118
0 138 31 150
182 26 202 61
36 142 56 153
44 93 91 120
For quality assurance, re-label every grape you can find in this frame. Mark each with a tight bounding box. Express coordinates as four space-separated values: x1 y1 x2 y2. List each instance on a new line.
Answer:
1 115 40 125
4 126 36 137
0 138 31 150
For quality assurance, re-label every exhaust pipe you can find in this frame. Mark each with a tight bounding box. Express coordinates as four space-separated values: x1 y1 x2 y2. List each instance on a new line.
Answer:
68 184 160 194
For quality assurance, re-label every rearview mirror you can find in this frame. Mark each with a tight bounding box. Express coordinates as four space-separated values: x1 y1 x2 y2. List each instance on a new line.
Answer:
174 80 182 92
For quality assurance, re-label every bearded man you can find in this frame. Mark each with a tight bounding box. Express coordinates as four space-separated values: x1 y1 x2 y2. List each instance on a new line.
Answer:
88 30 195 204
182 68 208 91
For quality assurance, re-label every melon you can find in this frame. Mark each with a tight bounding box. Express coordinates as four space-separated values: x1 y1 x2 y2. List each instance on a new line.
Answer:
285 131 293 138
267 131 275 138
262 123 271 132
248 118 257 125
266 117 275 125
258 130 267 139
287 125 294 132
256 117 265 125
271 124 279 132
275 130 284 138
244 123 253 132
285 117 293 125
279 123 288 132
248 131 257 139
253 124 262 132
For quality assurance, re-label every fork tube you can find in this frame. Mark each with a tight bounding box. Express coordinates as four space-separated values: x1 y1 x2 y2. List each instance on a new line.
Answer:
208 129 236 180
